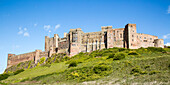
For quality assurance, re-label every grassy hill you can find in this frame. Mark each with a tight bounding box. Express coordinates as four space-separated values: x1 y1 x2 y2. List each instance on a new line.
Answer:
0 47 170 85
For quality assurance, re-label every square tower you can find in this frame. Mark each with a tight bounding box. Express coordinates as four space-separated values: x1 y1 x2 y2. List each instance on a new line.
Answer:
124 24 138 49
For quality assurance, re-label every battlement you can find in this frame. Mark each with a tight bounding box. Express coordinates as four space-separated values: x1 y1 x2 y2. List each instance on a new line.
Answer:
70 28 82 31
101 26 112 31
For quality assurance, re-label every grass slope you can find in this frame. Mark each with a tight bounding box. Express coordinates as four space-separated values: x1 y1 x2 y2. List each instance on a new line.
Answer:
1 47 170 85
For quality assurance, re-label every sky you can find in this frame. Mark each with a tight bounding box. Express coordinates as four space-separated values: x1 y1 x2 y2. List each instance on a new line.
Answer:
0 0 170 74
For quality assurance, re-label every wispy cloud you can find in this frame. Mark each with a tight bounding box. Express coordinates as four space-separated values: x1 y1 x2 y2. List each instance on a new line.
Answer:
18 30 23 35
12 45 20 49
43 24 60 37
18 27 23 34
34 24 37 27
168 5 170 14
165 43 170 46
163 33 170 39
18 27 30 37
24 32 30 37
54 24 60 31
44 25 51 30
24 28 27 31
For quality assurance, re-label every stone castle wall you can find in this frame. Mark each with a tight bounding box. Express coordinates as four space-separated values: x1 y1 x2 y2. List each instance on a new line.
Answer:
7 50 48 68
7 51 36 68
7 23 164 68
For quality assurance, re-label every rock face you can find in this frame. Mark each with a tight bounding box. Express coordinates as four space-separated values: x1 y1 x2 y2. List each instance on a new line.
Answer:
6 23 164 69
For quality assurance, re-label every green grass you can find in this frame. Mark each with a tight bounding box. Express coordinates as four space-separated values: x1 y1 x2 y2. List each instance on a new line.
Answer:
1 47 170 85
2 62 67 83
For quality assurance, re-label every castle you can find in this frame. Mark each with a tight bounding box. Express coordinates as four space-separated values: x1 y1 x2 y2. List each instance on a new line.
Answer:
7 23 164 68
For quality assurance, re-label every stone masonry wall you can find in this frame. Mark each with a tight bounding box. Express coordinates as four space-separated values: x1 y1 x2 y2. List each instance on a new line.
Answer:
7 51 36 68
7 23 164 69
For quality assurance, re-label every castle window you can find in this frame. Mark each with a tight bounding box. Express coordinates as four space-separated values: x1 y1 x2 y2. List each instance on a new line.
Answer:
114 37 116 41
120 34 122 38
72 32 78 42
132 35 134 37
144 37 146 39
113 34 115 37
143 40 147 42
160 41 161 44
132 39 134 41
73 37 77 42
72 44 76 46
131 25 133 27
150 38 152 40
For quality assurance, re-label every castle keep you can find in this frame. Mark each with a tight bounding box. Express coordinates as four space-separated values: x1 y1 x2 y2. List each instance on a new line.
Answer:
7 24 164 68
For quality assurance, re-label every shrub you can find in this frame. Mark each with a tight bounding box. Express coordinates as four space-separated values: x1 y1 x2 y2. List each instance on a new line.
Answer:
113 52 126 60
54 58 59 63
46 57 52 64
149 70 160 75
147 47 166 53
144 65 150 69
128 51 139 55
93 63 112 75
131 66 148 75
107 53 115 59
59 56 65 62
68 61 77 68
118 48 126 52
90 50 103 57
13 69 24 75
40 57 46 64
0 73 10 81
66 63 112 82
37 62 40 66
131 66 141 74
27 61 32 69
17 62 23 67
63 56 70 61
66 58 84 65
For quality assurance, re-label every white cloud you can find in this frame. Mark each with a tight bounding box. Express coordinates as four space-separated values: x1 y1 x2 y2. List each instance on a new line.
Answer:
165 43 170 46
24 28 27 31
163 33 170 39
18 30 23 35
168 5 170 14
18 27 23 35
34 24 37 27
49 30 51 33
24 32 30 37
44 25 51 30
19 27 22 30
18 27 30 37
54 24 60 31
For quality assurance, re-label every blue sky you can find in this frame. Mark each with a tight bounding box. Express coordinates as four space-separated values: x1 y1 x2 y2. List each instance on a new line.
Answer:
0 0 170 74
